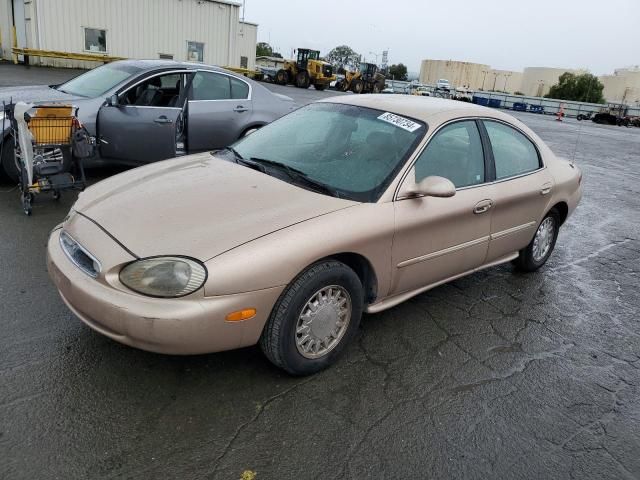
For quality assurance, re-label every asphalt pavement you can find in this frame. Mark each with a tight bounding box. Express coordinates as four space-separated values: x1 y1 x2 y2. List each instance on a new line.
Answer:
1 64 639 480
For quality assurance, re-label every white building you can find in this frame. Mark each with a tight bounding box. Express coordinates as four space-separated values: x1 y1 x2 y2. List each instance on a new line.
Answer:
0 0 257 69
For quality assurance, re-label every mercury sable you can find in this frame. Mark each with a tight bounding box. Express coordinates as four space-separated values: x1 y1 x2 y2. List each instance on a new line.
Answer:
47 96 582 375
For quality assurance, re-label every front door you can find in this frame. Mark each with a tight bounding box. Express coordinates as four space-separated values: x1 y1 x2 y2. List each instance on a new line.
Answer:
187 70 253 152
391 120 493 295
480 120 555 262
97 71 188 164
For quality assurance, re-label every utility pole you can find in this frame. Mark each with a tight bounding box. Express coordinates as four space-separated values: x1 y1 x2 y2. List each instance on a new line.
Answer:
481 70 489 90
503 73 512 92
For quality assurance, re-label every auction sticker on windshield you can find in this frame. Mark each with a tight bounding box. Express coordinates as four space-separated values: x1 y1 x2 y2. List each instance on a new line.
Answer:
377 112 422 132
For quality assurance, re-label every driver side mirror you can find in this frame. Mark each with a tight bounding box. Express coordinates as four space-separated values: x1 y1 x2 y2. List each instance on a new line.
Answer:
398 173 456 199
105 94 119 107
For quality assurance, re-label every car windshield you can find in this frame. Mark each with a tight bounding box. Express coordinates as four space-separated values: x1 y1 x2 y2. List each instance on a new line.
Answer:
231 103 426 202
56 63 143 97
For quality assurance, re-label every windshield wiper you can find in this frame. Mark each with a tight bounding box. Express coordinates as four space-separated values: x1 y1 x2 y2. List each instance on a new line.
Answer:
249 157 340 198
213 147 266 172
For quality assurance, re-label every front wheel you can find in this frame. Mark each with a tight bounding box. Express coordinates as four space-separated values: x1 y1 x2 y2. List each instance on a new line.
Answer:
260 260 363 375
513 209 560 272
295 70 311 89
577 114 584 121
351 79 364 94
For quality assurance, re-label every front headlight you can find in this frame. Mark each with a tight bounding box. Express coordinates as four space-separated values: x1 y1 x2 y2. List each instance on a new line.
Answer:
119 256 207 298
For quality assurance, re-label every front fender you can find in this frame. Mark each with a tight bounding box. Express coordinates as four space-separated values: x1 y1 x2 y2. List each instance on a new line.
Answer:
203 202 395 297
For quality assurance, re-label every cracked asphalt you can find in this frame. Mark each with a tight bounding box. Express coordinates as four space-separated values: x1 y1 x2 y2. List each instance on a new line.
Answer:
1 64 639 479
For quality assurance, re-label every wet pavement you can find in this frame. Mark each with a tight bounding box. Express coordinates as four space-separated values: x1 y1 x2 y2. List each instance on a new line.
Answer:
1 65 639 479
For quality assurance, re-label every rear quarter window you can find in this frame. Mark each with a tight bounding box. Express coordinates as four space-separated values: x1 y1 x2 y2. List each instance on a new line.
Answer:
484 121 541 180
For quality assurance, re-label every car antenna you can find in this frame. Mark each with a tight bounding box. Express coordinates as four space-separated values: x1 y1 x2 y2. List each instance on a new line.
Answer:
571 79 594 163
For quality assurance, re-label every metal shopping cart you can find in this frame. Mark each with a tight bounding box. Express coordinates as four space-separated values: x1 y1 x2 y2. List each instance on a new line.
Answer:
5 102 93 215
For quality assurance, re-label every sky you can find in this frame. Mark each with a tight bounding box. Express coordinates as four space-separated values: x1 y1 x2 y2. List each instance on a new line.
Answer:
243 0 639 76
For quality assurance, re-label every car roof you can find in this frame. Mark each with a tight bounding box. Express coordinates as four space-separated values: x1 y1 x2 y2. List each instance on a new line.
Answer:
318 94 510 124
110 59 229 73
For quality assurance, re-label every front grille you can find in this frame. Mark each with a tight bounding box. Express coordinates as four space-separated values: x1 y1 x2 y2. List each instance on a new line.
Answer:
322 65 333 77
60 230 101 278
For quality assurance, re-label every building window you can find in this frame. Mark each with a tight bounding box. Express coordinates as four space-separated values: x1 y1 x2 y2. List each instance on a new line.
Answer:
240 56 248 69
84 28 106 53
187 41 204 63
159 53 174 60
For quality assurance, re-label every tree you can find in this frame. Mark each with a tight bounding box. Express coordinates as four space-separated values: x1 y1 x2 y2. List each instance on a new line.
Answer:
545 72 605 103
256 42 280 58
388 63 408 81
325 45 361 72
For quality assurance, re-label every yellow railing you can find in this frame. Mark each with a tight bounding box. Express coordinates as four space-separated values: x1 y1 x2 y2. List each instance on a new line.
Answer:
12 48 125 64
222 65 264 80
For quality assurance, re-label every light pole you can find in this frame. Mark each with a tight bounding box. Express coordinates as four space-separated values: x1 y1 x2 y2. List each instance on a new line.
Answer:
492 72 499 91
503 73 512 92
481 70 489 90
369 51 381 66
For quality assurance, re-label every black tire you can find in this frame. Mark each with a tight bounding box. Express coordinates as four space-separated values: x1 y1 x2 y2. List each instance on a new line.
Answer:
259 260 363 376
314 83 327 91
1 135 19 184
21 192 33 216
373 82 383 94
513 209 560 272
275 69 289 85
577 114 584 121
295 70 310 89
351 79 364 94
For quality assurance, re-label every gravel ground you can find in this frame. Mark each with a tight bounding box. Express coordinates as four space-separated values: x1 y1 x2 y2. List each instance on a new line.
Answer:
1 64 639 480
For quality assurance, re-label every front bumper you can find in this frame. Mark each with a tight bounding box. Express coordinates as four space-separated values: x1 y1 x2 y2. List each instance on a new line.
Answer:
47 227 284 355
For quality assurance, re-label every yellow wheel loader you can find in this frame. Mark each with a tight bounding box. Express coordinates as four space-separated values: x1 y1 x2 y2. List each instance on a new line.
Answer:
275 49 336 90
335 63 386 94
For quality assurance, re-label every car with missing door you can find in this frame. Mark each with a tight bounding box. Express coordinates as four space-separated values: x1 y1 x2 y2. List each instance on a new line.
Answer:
47 95 582 375
0 59 296 182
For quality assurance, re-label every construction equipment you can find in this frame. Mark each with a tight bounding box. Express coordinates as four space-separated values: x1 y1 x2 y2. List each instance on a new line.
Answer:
592 103 630 126
335 63 386 94
274 49 336 90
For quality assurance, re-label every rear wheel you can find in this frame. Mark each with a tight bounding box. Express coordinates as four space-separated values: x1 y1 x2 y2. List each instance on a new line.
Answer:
577 114 584 121
351 79 364 94
1 135 19 184
260 260 363 375
275 69 289 85
373 82 383 94
513 209 560 272
295 70 311 89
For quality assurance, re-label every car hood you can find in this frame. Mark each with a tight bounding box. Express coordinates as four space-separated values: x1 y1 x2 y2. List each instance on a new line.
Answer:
73 153 358 261
0 85 83 105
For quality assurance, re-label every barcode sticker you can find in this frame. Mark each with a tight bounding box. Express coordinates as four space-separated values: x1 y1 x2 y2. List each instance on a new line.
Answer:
377 112 422 132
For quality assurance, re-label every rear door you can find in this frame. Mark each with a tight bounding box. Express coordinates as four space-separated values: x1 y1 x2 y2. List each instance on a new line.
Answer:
187 70 253 152
97 70 188 164
481 119 554 263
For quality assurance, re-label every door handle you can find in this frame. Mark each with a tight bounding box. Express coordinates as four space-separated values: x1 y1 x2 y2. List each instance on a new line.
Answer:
540 183 552 195
154 116 173 124
233 106 249 113
473 199 493 214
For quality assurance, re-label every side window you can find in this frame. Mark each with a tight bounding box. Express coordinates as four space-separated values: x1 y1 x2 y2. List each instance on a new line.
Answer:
120 73 183 107
484 121 540 179
413 121 485 188
230 77 249 99
191 71 230 100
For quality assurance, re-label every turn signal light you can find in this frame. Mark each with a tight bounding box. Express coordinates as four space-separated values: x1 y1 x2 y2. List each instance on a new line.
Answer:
225 308 257 322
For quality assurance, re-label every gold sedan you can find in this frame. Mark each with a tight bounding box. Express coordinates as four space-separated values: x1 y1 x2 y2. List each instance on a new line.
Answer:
47 95 582 375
